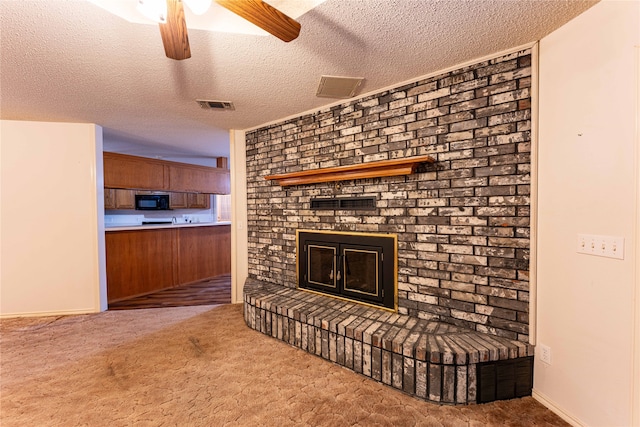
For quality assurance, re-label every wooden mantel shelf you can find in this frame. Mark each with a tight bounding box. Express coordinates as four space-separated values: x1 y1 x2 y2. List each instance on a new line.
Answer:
264 155 435 186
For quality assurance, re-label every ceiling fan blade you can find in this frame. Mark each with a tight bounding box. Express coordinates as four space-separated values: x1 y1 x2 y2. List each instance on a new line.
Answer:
159 0 191 60
215 0 301 42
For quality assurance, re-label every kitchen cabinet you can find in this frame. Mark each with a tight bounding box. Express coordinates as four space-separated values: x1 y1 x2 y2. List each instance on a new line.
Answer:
104 188 116 209
104 152 169 190
187 193 210 209
106 228 177 301
170 192 209 209
169 192 188 209
104 188 135 210
177 226 230 284
168 164 230 194
105 190 210 211
106 224 231 303
103 152 230 194
115 189 135 209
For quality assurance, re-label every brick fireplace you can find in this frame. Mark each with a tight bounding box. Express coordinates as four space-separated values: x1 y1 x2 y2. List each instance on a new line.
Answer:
243 48 534 403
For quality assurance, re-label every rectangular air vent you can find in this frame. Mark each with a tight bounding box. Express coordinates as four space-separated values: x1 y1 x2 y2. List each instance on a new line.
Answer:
311 197 376 210
196 99 235 110
316 76 364 99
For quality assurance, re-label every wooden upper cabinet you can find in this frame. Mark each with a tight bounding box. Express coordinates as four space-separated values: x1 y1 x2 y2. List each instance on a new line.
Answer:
168 164 230 194
187 193 210 209
104 188 135 210
104 188 116 209
169 192 188 209
103 152 230 194
104 152 169 190
114 189 136 209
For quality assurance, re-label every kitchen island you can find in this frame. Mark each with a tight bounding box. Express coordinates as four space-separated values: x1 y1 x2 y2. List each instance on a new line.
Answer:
105 223 230 303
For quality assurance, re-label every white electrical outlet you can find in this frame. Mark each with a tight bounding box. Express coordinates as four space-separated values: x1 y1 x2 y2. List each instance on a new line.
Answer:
539 344 551 364
577 234 624 260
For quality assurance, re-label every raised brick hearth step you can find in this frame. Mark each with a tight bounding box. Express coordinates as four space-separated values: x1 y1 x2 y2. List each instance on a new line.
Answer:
243 278 535 405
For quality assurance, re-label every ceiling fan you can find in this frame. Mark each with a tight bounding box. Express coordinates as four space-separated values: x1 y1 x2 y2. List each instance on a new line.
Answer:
153 0 301 60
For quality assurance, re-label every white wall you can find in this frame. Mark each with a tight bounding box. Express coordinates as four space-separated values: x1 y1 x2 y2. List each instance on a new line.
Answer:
536 1 640 426
0 120 107 317
230 129 248 303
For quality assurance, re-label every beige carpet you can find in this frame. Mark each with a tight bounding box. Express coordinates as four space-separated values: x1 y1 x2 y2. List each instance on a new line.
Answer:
0 304 568 426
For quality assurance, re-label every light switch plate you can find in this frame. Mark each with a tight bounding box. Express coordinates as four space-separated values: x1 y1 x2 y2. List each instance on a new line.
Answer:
577 234 624 259
538 343 551 364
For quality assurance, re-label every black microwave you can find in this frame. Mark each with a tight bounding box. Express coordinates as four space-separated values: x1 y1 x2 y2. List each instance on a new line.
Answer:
135 194 170 210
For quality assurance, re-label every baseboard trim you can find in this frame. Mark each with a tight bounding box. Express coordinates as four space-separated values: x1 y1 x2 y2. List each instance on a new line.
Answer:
532 389 585 427
0 307 99 319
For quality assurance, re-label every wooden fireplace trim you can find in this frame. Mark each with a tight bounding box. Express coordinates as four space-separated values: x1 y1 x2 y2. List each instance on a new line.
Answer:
264 155 435 187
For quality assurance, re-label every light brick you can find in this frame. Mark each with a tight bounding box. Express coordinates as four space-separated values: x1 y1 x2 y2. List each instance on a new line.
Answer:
244 49 532 343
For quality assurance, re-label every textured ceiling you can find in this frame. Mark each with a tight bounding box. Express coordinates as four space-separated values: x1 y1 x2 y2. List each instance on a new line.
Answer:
0 0 597 161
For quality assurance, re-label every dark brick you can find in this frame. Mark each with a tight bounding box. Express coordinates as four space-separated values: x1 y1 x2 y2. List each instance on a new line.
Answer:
244 49 531 343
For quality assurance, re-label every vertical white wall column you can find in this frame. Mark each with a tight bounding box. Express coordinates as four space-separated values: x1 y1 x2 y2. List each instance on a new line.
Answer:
0 120 106 316
230 129 248 303
536 1 640 425
633 44 640 427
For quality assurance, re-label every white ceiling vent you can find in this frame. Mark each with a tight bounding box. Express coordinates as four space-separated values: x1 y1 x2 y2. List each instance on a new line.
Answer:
196 99 235 110
316 76 364 99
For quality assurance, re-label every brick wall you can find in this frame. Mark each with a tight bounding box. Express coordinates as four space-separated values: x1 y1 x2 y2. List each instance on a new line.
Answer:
245 48 532 342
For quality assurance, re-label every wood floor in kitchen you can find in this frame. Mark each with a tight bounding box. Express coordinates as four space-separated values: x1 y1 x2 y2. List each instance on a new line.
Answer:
108 274 231 310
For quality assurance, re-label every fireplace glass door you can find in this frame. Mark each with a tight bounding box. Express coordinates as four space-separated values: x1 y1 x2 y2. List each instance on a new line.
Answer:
342 246 380 299
307 245 337 289
298 231 396 310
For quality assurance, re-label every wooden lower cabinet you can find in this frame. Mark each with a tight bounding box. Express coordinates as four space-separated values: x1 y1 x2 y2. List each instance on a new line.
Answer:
177 225 230 284
106 225 231 303
106 228 177 302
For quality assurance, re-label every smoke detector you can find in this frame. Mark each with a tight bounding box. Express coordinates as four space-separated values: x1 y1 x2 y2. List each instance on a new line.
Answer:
196 99 235 110
316 75 364 99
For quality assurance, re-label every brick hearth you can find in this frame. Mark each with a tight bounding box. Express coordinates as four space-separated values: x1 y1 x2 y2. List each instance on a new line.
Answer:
244 279 534 405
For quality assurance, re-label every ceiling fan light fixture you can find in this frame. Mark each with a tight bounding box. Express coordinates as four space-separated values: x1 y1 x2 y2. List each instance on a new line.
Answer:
183 0 212 15
137 0 167 23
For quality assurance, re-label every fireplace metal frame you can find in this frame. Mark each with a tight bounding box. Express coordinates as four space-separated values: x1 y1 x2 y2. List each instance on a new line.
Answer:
296 229 398 312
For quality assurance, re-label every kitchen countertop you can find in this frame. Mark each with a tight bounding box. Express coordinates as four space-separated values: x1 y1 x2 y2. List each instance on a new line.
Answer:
105 222 231 232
